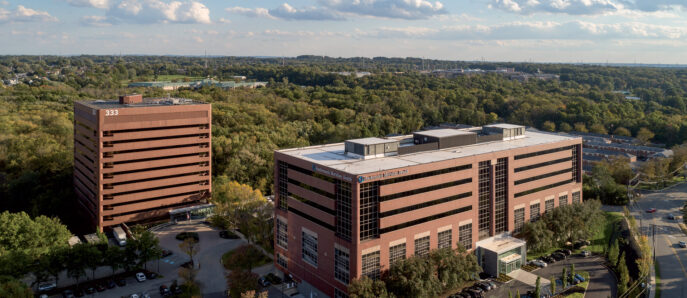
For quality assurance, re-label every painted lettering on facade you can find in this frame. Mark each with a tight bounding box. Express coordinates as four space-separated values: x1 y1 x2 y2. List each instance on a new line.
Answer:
312 165 353 182
358 169 409 183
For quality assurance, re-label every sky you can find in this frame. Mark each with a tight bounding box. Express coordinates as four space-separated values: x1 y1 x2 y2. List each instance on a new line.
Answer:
1 0 686 63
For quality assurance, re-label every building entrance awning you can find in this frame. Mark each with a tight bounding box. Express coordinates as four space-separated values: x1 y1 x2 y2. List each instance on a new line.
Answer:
500 253 521 264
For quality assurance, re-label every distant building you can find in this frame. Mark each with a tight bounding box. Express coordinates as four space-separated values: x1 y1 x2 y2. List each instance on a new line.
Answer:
74 95 212 230
128 78 266 90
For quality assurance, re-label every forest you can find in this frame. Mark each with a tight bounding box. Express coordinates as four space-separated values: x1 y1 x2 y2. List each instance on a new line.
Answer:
1 55 687 229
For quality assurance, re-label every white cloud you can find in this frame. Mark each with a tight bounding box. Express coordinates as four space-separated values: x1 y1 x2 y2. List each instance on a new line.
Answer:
619 0 686 12
226 0 447 21
63 0 111 9
491 0 620 15
226 6 274 19
105 0 211 24
218 17 230 24
269 3 344 20
0 1 9 6
81 15 111 26
0 5 58 23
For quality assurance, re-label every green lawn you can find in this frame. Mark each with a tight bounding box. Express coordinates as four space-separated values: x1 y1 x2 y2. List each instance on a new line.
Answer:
528 212 621 261
655 261 661 298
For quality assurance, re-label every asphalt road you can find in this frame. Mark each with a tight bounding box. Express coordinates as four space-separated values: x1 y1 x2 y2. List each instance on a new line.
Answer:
634 184 687 297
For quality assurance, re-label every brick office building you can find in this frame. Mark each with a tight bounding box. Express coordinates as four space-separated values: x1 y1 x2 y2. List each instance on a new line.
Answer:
273 124 582 297
74 95 212 230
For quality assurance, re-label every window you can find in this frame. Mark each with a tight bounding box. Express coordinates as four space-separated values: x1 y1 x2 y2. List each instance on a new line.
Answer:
381 178 472 202
514 168 572 185
302 231 318 267
336 181 352 241
545 199 554 213
514 208 525 234
389 243 406 266
530 203 540 222
559 195 568 207
360 182 379 241
334 288 348 298
379 164 471 185
459 224 472 250
414 236 430 257
380 191 472 217
278 161 288 210
572 145 581 182
514 145 574 160
572 191 581 204
494 158 508 234
478 161 492 240
514 156 573 173
514 179 574 198
276 218 288 249
361 251 380 280
438 230 452 249
380 206 472 234
277 253 288 269
334 248 350 284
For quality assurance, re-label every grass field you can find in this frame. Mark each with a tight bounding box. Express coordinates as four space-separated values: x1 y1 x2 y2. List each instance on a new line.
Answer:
655 261 661 298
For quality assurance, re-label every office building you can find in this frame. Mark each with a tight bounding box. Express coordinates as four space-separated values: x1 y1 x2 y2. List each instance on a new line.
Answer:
273 124 582 297
74 95 212 230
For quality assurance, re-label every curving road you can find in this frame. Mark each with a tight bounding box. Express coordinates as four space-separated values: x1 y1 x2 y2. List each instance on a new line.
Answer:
634 183 687 297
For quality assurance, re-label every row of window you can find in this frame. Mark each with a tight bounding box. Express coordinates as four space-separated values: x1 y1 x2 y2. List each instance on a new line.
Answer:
514 145 575 160
514 168 572 186
379 191 472 218
514 156 573 173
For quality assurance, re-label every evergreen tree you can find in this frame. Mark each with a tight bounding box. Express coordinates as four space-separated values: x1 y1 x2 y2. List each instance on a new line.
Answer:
534 276 541 298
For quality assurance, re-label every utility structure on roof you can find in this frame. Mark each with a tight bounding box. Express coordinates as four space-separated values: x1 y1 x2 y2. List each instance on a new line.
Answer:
273 123 583 298
74 94 212 230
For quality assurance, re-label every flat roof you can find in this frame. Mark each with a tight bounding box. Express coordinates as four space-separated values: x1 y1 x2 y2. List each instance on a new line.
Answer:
278 130 579 175
414 129 475 138
77 97 208 110
347 137 398 145
485 123 525 129
476 234 526 254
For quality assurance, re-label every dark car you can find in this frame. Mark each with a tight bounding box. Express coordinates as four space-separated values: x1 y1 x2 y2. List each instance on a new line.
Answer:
106 280 116 289
551 253 566 261
265 273 282 285
180 261 193 268
62 290 75 298
73 288 84 297
556 249 572 256
159 285 171 296
161 249 173 257
542 256 556 263
95 283 106 292
85 286 95 294
467 288 484 298
116 278 127 287
258 277 271 287
146 272 158 279
473 282 490 291
219 230 240 239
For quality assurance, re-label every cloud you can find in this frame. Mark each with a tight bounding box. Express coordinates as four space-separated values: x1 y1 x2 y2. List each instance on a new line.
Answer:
367 21 687 40
225 6 274 19
0 5 58 23
491 0 620 15
269 3 344 20
105 0 211 24
217 17 230 24
226 0 447 21
81 15 111 26
63 0 111 9
619 0 686 12
319 0 447 19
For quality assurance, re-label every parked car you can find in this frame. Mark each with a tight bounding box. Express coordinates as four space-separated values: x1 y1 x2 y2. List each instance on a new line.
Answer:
551 253 566 261
95 283 106 292
106 280 116 289
146 271 157 279
135 272 147 282
265 273 282 284
679 241 687 248
485 281 497 289
467 288 484 298
180 261 193 268
116 278 127 287
542 256 555 263
161 249 173 257
668 214 675 220
474 282 490 291
85 286 96 294
130 294 139 298
219 230 239 239
646 208 657 213
258 277 271 287
73 288 84 297
580 250 591 257
62 290 75 298
557 249 572 256
575 273 586 283
38 282 57 292
159 285 171 296
530 259 547 267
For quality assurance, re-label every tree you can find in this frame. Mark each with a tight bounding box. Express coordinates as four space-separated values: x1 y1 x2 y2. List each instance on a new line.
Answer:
589 123 607 134
570 264 575 281
178 267 201 298
613 126 631 137
348 276 392 298
132 227 161 271
562 267 568 288
551 275 556 294
103 246 124 278
45 248 66 289
0 276 32 298
29 255 50 291
509 291 513 298
66 244 87 288
516 289 521 298
573 122 588 132
542 121 556 132
179 238 199 267
0 211 71 258
559 122 572 132
521 220 554 253
212 180 269 244
617 252 630 295
608 239 619 267
227 270 259 298
636 127 654 144
83 244 102 281
385 255 441 297
534 276 541 298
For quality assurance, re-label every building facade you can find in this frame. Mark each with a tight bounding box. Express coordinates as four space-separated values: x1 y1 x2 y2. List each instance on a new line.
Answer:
273 124 582 297
74 95 212 230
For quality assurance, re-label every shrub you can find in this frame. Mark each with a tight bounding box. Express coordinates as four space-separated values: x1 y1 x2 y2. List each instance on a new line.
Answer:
175 232 199 242
223 245 270 271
